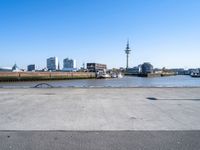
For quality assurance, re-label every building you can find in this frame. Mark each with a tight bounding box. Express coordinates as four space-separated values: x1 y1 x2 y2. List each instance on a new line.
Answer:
63 58 77 71
27 64 35 71
47 57 59 71
141 62 153 75
12 63 22 72
87 63 107 72
170 68 185 75
0 67 12 72
125 66 141 75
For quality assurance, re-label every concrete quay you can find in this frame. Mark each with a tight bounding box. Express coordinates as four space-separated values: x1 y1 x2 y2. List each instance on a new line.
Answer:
0 72 96 81
0 87 200 130
1 87 200 150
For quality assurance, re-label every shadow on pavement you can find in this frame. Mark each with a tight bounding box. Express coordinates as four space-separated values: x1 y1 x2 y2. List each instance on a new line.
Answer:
147 97 200 101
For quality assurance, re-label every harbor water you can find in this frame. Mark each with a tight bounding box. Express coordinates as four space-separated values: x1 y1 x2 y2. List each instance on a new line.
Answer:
0 75 200 88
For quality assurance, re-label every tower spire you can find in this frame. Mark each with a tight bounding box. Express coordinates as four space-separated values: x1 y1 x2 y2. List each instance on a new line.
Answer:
125 40 131 69
126 39 130 50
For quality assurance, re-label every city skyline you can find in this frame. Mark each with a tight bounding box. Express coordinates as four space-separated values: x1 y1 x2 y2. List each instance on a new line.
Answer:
0 0 200 69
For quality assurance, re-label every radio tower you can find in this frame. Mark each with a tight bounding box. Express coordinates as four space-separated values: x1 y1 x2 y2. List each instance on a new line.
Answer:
125 40 131 69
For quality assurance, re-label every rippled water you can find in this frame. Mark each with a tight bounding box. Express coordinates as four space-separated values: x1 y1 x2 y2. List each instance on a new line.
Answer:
0 75 200 88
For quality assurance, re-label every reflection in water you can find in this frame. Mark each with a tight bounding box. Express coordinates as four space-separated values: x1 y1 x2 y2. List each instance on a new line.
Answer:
0 75 200 88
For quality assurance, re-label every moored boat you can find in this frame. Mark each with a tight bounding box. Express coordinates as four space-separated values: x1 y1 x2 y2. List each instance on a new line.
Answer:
117 73 123 78
96 72 111 79
190 73 200 77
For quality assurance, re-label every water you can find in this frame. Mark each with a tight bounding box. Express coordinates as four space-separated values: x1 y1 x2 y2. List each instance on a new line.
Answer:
0 75 200 88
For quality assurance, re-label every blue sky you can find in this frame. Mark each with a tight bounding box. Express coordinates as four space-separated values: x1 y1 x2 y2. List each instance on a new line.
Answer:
0 0 200 69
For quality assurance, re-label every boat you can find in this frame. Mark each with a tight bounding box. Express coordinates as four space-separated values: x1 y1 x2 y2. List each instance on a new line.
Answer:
96 72 111 79
190 72 200 77
110 72 123 78
111 73 117 78
117 73 123 78
190 70 200 77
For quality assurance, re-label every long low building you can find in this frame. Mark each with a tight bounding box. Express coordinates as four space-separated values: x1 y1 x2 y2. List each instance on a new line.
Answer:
0 67 12 72
87 63 107 72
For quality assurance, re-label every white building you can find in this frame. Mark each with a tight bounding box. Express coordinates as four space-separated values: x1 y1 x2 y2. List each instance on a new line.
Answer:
63 58 77 72
0 63 22 72
47 57 59 71
0 67 12 72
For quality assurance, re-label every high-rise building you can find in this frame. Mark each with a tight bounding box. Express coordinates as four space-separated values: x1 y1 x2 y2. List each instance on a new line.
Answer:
27 64 35 71
47 57 59 71
63 58 77 71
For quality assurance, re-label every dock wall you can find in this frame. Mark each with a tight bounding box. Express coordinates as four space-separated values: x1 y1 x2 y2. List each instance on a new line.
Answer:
0 72 96 81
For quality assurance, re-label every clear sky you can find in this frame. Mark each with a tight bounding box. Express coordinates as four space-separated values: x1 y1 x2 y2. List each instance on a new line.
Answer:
0 0 200 69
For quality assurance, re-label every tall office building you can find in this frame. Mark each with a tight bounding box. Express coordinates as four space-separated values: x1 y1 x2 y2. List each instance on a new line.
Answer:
47 57 59 71
63 58 77 71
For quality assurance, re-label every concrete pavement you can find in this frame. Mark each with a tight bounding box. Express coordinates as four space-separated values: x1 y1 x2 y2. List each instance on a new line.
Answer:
1 87 200 150
0 88 200 130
